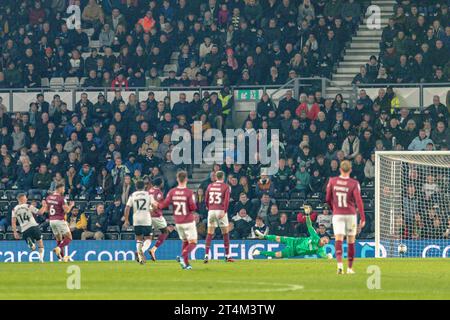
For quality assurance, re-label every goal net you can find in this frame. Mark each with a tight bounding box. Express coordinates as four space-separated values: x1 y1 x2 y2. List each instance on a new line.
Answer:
375 151 450 258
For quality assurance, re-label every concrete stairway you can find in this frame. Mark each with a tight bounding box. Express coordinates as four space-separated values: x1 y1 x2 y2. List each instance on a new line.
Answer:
186 135 233 191
326 0 396 103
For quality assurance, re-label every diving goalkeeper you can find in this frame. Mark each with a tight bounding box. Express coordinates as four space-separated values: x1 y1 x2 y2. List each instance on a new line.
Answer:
252 205 332 259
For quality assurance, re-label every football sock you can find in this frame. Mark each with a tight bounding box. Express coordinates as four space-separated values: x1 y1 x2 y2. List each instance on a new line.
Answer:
58 238 71 249
38 248 44 261
142 239 152 252
154 233 168 249
182 243 196 266
205 233 213 256
348 243 355 269
335 240 343 264
136 240 143 252
181 240 188 260
223 233 230 257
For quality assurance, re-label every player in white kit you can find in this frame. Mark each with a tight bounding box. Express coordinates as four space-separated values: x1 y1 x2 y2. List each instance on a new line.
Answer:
124 180 153 264
11 193 48 263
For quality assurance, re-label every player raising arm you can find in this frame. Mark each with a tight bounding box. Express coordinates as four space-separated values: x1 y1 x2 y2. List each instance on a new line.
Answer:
253 205 332 259
12 194 48 263
326 160 365 274
204 171 234 263
147 177 169 261
45 183 75 262
156 171 197 270
124 180 153 264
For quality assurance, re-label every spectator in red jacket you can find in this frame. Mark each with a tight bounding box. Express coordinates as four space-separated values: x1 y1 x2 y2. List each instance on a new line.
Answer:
295 94 320 120
29 1 46 26
111 73 129 90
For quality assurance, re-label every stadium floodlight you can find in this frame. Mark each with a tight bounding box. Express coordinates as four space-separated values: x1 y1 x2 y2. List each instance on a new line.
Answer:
375 151 450 258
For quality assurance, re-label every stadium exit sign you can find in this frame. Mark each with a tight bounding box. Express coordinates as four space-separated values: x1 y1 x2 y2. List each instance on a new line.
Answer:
236 89 261 100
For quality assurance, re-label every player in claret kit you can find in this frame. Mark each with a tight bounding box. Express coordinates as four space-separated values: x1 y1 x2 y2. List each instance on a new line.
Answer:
204 171 234 263
45 183 75 262
11 193 48 262
147 177 169 261
156 171 197 270
326 160 366 274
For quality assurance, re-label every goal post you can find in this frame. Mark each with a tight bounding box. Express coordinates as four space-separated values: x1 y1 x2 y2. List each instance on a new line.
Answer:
375 151 450 258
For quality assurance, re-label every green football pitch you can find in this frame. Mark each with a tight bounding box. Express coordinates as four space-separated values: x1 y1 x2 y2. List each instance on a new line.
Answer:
0 259 448 300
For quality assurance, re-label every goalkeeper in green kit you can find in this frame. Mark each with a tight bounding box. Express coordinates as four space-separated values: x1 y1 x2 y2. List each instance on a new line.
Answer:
252 205 333 259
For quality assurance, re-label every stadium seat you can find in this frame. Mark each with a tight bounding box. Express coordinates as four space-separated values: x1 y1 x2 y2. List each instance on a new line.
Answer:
42 233 53 240
74 200 88 211
28 193 42 201
4 190 20 200
83 28 95 37
41 78 49 87
89 40 100 48
0 233 4 240
107 226 120 233
289 200 304 210
290 192 306 200
122 225 134 232
88 201 104 210
49 77 64 89
276 199 289 210
5 233 15 240
105 233 119 240
89 194 104 201
274 192 289 200
170 51 180 61
163 64 178 74
65 77 80 89
120 233 135 240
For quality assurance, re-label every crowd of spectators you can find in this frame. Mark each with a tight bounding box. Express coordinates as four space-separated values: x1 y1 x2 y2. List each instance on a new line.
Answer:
0 0 369 89
0 84 448 240
352 0 450 85
0 0 448 242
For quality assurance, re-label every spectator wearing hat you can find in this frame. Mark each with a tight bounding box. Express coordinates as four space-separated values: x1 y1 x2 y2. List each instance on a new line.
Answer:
341 130 360 160
78 163 95 196
106 197 126 228
97 167 114 198
124 152 142 176
93 94 112 127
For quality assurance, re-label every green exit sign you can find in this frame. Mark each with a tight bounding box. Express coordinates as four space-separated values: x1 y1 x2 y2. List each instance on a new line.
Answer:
236 89 261 100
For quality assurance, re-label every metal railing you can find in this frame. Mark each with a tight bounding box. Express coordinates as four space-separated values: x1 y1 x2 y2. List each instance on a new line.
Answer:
0 77 330 112
354 83 450 109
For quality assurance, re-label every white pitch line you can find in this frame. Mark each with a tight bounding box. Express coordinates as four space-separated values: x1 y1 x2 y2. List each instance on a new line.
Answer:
152 280 304 294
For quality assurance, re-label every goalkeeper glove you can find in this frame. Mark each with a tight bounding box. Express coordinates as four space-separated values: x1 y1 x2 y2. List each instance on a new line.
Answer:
303 205 312 215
